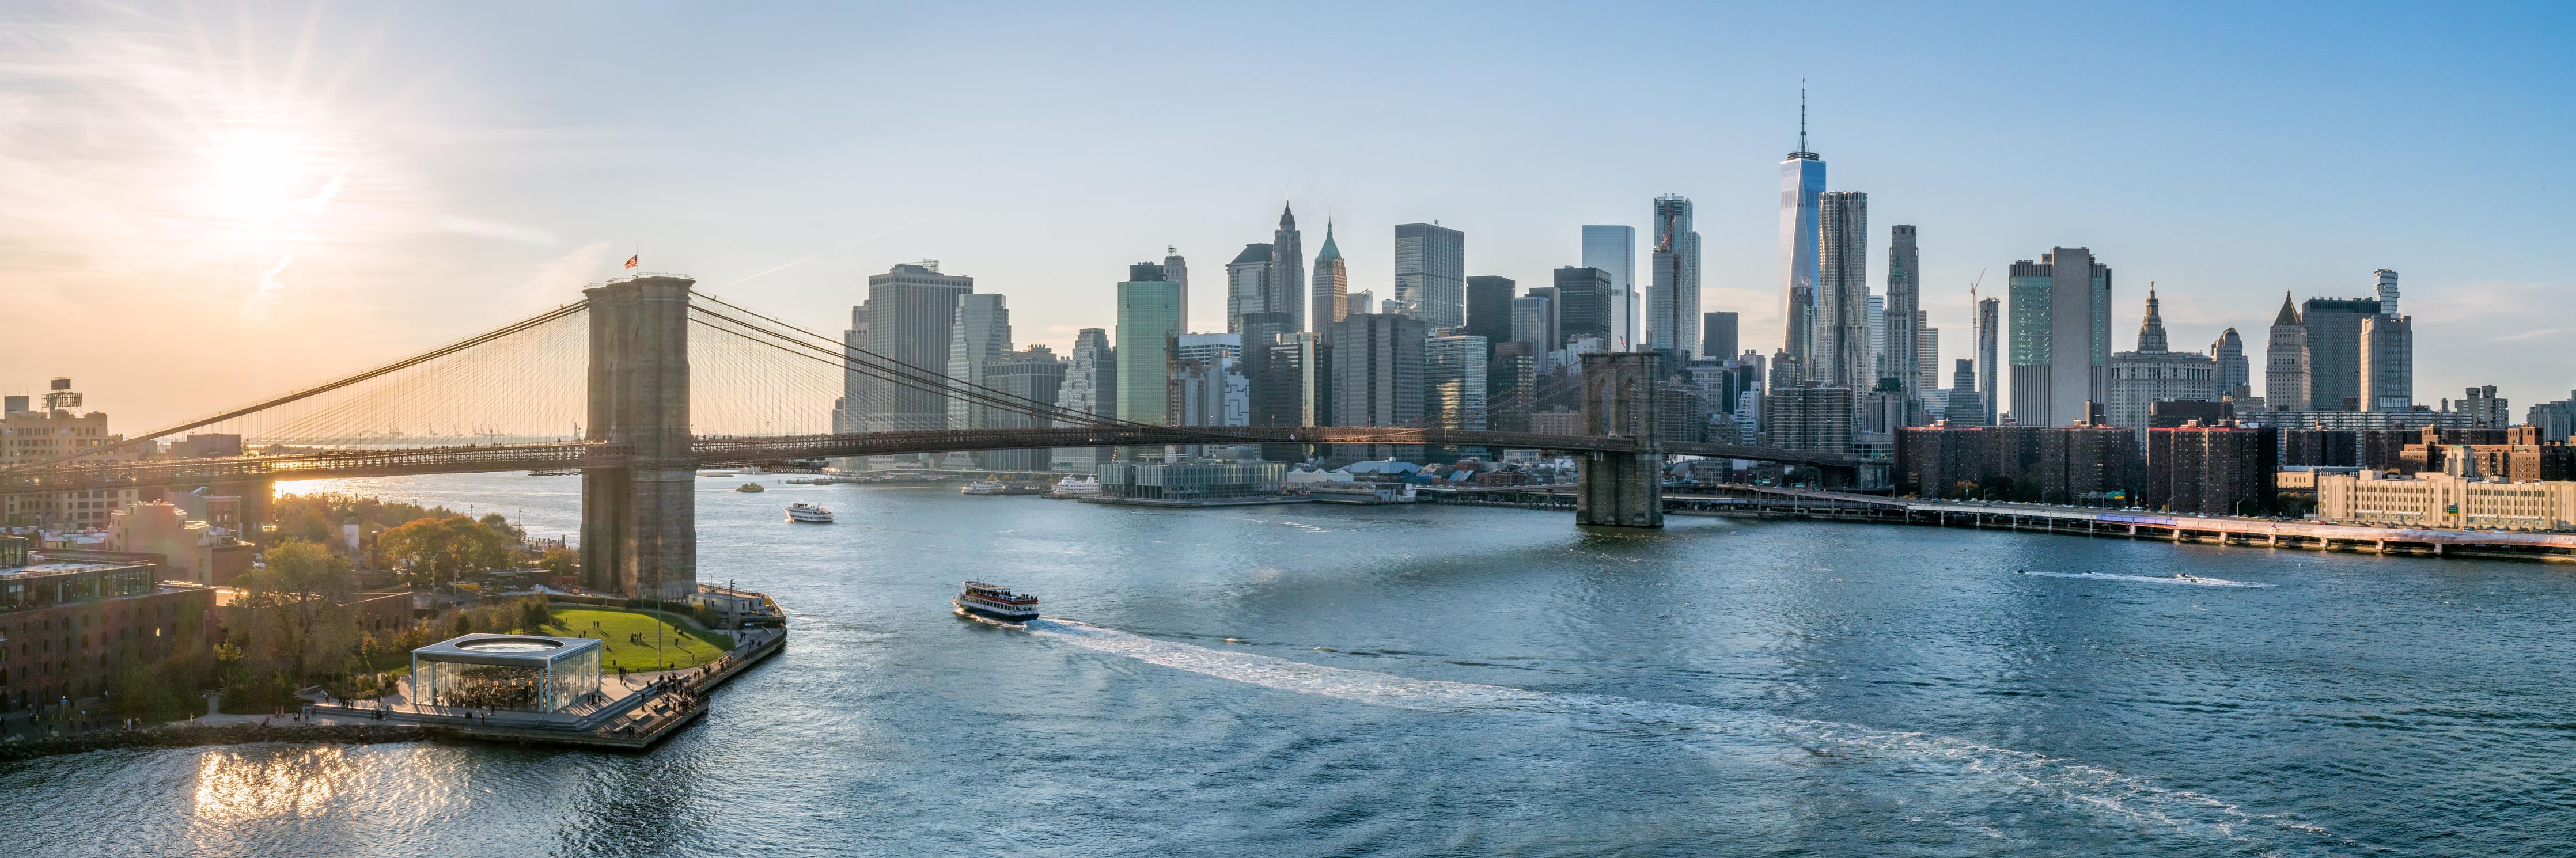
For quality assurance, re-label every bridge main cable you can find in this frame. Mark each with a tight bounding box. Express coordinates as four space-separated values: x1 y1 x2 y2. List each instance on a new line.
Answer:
0 301 594 474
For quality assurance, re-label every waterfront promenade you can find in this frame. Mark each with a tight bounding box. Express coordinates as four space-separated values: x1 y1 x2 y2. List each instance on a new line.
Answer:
1420 483 2576 562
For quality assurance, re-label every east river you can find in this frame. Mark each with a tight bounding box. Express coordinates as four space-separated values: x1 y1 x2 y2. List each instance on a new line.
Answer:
5 473 2572 856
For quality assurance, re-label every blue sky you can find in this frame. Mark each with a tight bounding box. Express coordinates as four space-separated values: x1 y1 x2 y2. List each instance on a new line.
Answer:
5 1 2571 426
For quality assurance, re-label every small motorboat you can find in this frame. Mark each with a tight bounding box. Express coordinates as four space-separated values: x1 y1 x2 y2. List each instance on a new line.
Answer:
953 580 1040 626
737 482 767 493
786 502 834 523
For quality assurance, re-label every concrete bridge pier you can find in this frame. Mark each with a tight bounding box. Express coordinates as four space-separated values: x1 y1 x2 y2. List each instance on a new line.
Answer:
1574 353 1663 528
581 275 698 599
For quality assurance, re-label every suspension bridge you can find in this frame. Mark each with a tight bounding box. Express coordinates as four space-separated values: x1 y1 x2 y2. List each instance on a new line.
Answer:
0 274 1869 598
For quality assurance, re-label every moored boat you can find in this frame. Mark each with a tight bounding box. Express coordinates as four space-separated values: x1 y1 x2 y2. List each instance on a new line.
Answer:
786 502 834 523
953 581 1040 625
737 482 767 493
960 479 1007 496
1044 475 1103 499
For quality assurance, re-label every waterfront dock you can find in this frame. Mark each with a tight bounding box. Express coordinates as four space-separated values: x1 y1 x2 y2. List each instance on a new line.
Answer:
313 624 786 751
1418 483 2576 562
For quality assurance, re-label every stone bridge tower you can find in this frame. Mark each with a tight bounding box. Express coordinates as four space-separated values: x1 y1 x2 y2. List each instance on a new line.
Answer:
1576 352 1664 527
581 275 698 599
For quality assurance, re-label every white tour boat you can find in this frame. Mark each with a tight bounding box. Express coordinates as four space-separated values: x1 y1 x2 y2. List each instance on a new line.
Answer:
953 581 1040 625
1045 475 1103 499
960 479 1007 496
786 502 835 523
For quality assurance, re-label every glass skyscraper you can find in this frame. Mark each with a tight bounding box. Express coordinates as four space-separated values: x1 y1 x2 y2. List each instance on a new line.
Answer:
1116 274 1185 427
1393 222 1466 328
1580 225 1636 350
1778 133 1826 368
1647 195 1701 362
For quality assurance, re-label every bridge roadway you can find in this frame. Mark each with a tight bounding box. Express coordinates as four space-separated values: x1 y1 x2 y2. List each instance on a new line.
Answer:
0 427 1867 495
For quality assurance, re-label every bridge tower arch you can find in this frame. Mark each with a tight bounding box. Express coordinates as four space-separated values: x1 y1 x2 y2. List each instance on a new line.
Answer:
580 275 698 599
1575 352 1664 527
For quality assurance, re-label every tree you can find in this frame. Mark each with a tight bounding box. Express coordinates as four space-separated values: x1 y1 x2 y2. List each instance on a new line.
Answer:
378 515 513 586
236 540 357 685
537 545 580 577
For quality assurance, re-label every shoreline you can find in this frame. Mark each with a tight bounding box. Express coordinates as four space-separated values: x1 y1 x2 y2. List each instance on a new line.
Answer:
0 722 427 764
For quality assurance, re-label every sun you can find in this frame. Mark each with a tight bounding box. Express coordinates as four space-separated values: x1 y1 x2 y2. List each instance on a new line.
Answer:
198 127 338 226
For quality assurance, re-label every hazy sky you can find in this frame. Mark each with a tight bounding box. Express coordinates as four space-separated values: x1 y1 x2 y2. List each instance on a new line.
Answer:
5 1 2572 430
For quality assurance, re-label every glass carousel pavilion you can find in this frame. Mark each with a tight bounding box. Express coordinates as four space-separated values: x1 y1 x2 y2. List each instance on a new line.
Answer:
412 633 604 713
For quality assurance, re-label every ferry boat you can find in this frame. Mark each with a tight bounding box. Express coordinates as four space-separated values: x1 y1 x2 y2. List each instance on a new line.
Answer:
737 482 767 493
1044 475 1102 499
785 502 834 523
953 581 1040 625
960 479 1007 496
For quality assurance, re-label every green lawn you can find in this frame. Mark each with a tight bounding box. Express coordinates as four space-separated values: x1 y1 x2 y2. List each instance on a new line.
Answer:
540 608 733 673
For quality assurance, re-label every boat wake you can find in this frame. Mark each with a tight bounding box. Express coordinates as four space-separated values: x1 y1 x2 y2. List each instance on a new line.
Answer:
1027 617 2347 853
2018 571 2271 587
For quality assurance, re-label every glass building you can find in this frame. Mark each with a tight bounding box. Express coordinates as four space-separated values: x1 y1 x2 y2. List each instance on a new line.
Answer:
1116 276 1185 427
1778 143 1826 367
1393 223 1465 328
412 633 604 714
1580 225 1636 350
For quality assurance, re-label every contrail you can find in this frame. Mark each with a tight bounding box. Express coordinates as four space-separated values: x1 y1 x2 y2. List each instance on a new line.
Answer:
719 212 945 288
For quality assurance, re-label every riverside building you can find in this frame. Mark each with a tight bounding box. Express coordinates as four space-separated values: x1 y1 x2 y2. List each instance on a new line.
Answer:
1 535 218 711
2316 470 2576 531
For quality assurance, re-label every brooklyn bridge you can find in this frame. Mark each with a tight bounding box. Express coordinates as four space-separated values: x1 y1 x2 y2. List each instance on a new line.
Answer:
0 275 1869 598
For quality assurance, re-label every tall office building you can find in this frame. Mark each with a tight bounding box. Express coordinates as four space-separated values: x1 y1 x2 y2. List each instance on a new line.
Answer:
1814 191 1870 394
1272 203 1306 332
2265 293 2312 412
2006 248 2111 427
1050 327 1117 471
1944 359 1988 426
1465 276 1517 358
838 303 869 433
946 293 1012 430
2108 287 2217 435
1885 225 1920 397
1779 94 1827 368
1169 333 1249 428
1115 271 1185 427
1310 222 1347 341
2361 314 2415 412
2360 269 2412 413
1916 322 1940 394
859 262 974 432
1582 225 1638 350
1225 243 1274 334
1554 267 1616 347
2301 295 2381 412
1425 334 1490 431
1256 331 1325 430
1975 297 2000 425
1330 312 1428 461
1162 247 1190 334
1702 312 1739 365
1866 295 1887 383
1393 222 1466 328
2461 385 2511 428
2209 328 2250 398
1647 195 1702 362
980 346 1066 470
1511 293 1558 368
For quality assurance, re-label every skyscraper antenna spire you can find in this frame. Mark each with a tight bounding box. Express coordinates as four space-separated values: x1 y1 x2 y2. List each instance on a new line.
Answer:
1787 78 1818 161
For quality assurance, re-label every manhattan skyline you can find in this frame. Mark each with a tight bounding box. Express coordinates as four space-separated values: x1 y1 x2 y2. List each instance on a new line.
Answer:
5 2 2572 429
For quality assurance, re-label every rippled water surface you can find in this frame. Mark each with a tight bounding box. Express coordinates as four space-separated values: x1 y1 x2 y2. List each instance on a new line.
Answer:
7 473 2574 856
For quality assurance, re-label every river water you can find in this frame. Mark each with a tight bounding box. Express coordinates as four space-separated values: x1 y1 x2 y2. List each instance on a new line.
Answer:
5 473 2571 856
